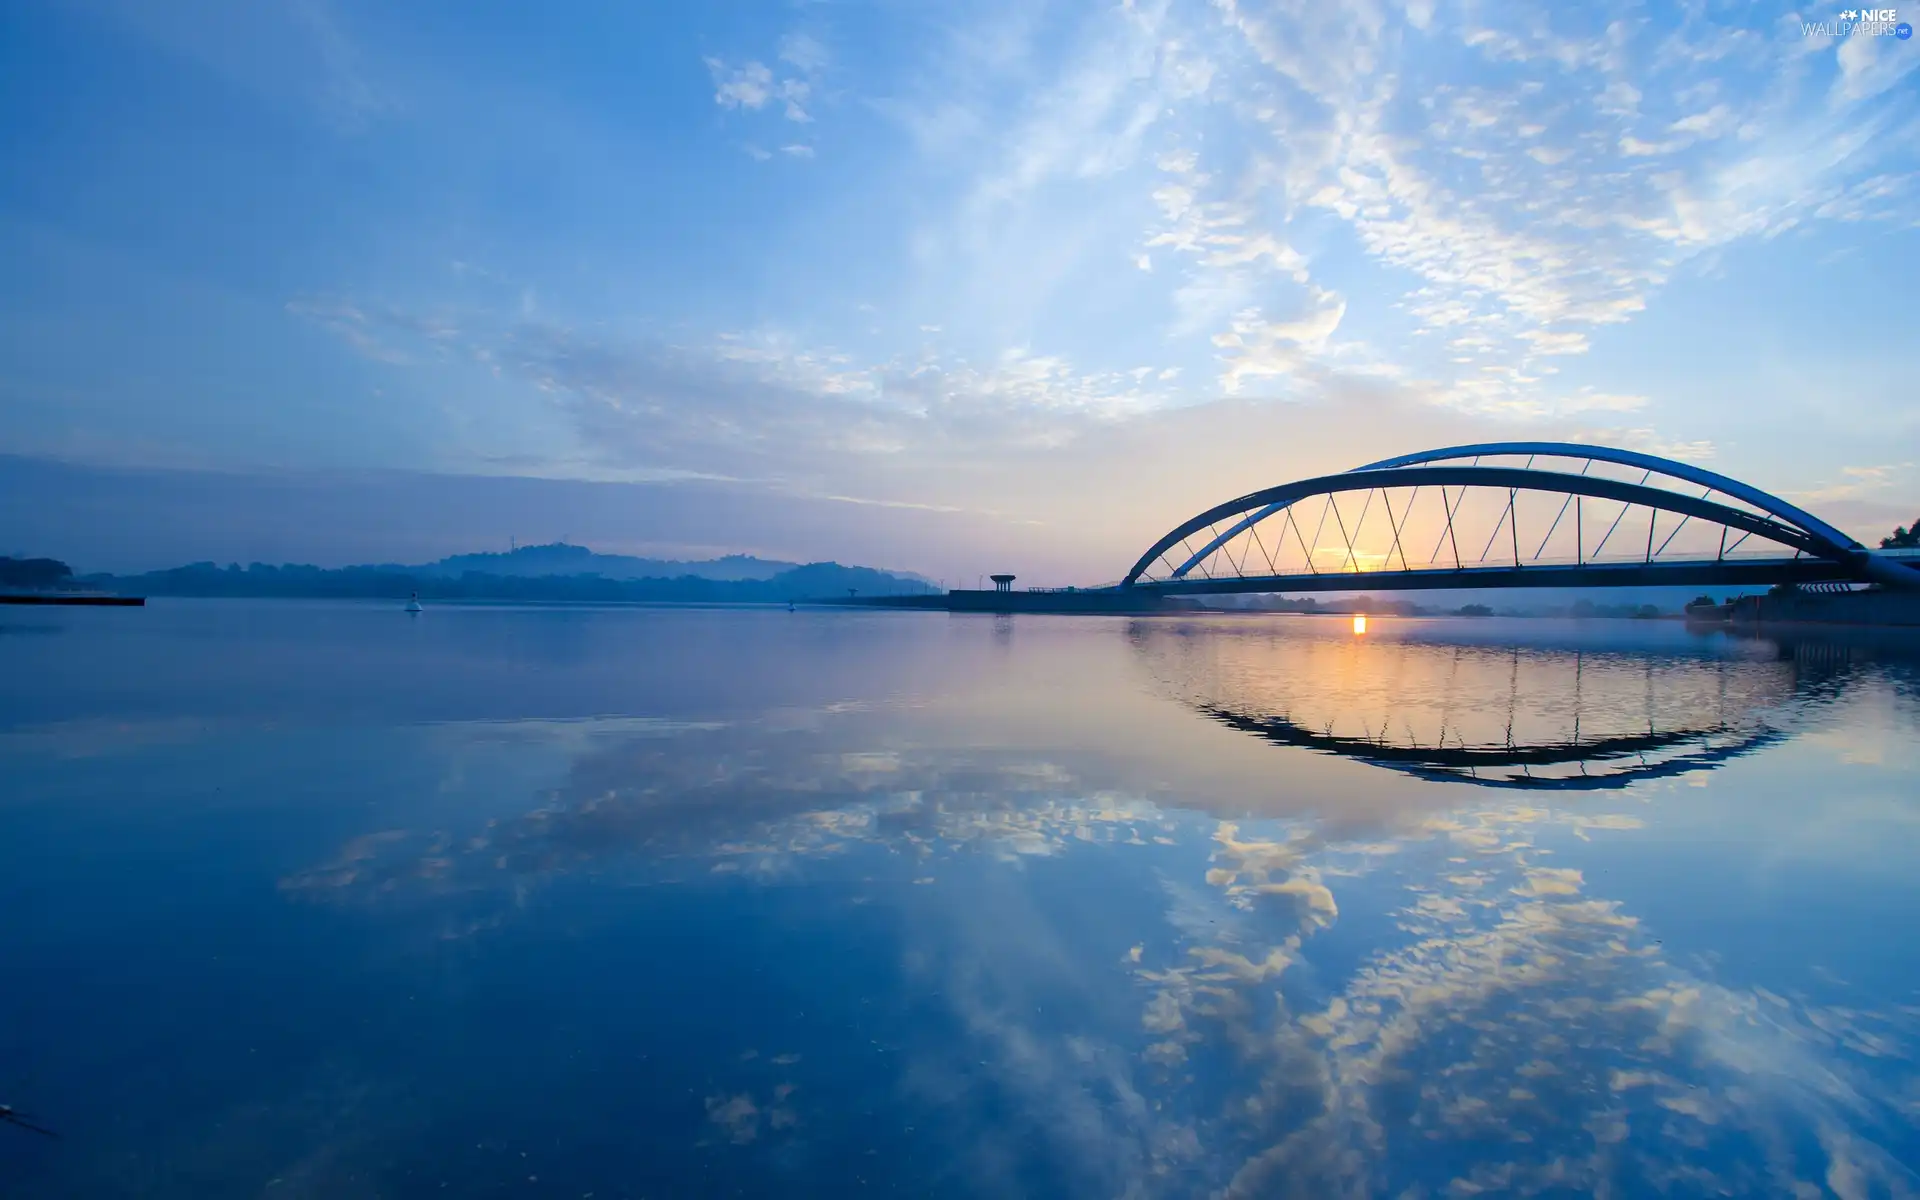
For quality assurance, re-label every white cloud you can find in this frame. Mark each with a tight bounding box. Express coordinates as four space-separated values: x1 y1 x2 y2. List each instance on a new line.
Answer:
962 3 1188 208
1621 134 1686 156
777 79 811 123
1522 329 1592 356
1790 462 1915 503
1670 103 1735 137
254 0 1920 543
707 31 826 123
298 301 1187 495
1834 21 1920 104
706 58 773 110
777 32 829 74
286 296 426 365
1114 0 1917 426
1211 293 1349 394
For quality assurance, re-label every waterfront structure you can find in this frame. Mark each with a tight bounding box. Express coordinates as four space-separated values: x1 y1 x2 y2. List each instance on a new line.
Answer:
1120 442 1920 596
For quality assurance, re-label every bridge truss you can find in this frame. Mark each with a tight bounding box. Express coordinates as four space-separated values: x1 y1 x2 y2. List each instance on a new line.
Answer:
1120 442 1920 595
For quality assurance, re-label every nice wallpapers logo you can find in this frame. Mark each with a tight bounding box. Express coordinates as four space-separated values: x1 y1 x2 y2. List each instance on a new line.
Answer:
1804 7 1915 36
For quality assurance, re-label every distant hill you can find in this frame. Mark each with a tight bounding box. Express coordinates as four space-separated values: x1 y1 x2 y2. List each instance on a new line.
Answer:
79 556 936 603
1 555 75 590
413 543 801 581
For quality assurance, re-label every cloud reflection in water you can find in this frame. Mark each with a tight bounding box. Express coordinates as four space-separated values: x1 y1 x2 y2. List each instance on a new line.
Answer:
281 622 1920 1195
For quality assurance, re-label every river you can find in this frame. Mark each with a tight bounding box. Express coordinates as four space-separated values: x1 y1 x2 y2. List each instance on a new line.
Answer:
3 600 1917 1196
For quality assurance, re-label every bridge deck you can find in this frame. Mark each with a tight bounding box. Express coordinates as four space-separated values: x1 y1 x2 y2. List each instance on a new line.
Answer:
1124 557 1851 596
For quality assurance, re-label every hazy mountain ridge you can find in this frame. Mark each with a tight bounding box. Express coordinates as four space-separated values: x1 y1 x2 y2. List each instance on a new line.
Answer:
78 552 936 602
412 543 802 581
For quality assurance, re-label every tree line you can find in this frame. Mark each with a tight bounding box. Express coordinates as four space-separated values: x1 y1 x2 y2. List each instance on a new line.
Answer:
0 557 75 590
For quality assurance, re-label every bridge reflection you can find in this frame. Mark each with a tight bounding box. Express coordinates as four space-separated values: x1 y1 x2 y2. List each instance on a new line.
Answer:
1128 620 1851 789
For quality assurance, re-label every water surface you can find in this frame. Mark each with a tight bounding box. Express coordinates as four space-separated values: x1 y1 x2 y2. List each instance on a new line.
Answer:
3 601 1918 1197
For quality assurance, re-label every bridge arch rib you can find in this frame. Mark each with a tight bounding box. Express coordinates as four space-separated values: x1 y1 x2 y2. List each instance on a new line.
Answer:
1351 442 1861 552
1118 454 1913 594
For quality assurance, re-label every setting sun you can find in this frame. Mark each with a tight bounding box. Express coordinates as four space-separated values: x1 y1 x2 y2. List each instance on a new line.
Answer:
1353 615 1367 635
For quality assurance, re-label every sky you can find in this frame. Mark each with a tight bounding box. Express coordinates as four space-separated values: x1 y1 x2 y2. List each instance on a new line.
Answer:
0 0 1916 580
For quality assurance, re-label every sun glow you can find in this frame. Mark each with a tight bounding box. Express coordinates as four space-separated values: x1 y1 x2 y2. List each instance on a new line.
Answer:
1353 615 1367 635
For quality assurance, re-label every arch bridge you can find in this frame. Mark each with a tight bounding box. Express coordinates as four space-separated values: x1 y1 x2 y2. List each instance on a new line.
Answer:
1118 443 1920 596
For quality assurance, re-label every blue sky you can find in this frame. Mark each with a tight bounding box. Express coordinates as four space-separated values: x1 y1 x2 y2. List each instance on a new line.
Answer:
1 0 1916 578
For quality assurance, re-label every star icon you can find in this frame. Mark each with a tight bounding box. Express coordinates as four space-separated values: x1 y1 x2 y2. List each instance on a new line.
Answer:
1840 8 1858 17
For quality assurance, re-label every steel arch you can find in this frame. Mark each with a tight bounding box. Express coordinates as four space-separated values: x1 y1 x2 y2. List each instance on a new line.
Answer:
1352 441 1861 551
1166 445 1867 590
1120 465 1869 591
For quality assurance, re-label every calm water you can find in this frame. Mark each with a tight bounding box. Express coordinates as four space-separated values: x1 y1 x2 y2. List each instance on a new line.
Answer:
3 601 1919 1198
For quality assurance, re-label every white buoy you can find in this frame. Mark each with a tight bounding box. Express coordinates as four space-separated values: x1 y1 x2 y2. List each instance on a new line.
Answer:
405 592 422 614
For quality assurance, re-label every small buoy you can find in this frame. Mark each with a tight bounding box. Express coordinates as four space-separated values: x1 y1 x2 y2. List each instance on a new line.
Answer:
405 592 422 614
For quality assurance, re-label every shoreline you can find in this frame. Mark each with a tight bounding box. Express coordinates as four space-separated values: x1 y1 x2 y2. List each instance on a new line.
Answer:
0 593 144 606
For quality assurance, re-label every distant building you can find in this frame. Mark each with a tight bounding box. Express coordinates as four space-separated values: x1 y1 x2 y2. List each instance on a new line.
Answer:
990 574 1016 593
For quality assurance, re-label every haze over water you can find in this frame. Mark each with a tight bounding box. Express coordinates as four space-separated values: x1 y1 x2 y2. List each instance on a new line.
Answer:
3 602 1918 1197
